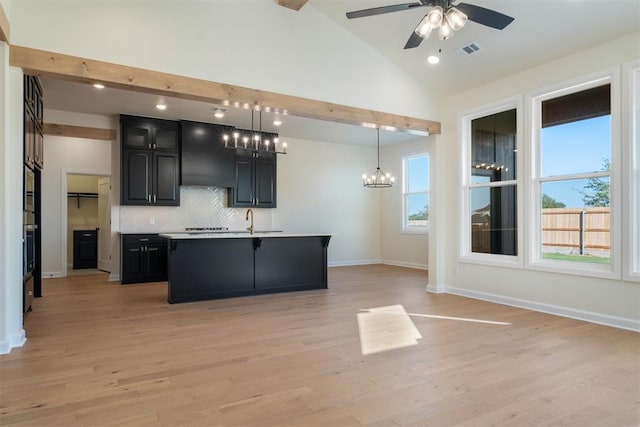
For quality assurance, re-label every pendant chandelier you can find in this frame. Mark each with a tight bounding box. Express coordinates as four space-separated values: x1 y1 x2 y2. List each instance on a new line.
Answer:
363 128 395 188
222 109 287 155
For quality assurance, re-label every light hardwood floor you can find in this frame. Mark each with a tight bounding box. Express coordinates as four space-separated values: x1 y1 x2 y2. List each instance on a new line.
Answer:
1 265 638 426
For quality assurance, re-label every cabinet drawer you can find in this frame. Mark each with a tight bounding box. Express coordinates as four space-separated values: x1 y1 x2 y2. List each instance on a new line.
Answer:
122 234 164 245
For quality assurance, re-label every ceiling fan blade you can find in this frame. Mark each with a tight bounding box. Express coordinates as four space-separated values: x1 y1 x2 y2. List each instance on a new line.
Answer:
404 32 424 49
346 2 424 19
455 2 514 30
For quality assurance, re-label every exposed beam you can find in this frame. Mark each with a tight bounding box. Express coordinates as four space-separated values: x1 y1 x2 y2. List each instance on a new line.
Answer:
10 45 440 135
43 123 116 141
0 2 9 43
277 0 309 11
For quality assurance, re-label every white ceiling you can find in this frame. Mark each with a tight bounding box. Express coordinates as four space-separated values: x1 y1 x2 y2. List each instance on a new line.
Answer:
41 0 639 146
313 0 640 94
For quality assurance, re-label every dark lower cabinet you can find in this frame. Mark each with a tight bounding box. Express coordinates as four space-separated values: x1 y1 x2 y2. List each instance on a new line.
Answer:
23 275 34 313
121 234 167 284
73 229 98 269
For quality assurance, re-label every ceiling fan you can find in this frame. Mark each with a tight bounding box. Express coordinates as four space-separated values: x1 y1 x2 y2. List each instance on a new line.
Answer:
346 0 514 49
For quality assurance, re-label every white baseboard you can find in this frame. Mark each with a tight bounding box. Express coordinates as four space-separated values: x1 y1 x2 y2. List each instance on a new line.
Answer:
108 273 120 282
442 285 640 332
381 259 428 270
328 259 381 267
426 284 446 294
0 329 26 355
42 271 63 279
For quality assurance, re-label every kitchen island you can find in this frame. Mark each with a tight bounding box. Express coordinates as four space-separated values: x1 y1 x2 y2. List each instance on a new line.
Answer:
159 232 332 303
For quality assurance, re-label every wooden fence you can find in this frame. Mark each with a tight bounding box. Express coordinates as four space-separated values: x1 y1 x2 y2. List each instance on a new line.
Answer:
542 207 610 254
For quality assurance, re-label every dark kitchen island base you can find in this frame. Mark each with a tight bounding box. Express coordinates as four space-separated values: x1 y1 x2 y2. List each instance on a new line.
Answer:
164 234 331 304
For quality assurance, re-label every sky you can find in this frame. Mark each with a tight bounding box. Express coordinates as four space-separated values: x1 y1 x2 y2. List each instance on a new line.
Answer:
406 155 429 216
541 115 610 208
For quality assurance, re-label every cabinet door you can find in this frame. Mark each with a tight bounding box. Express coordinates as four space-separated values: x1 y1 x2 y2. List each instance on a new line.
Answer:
145 241 167 282
24 108 35 168
73 231 98 269
122 244 145 284
34 130 44 170
153 122 179 151
122 149 152 205
255 158 276 208
122 120 152 149
153 152 180 206
229 158 254 207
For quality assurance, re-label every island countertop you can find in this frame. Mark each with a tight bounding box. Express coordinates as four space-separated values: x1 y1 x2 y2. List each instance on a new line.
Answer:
159 232 332 239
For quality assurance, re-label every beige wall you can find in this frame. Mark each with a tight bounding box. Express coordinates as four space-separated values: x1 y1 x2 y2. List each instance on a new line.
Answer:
434 32 640 329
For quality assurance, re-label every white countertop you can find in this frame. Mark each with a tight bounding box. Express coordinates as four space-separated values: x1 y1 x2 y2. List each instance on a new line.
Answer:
159 232 332 239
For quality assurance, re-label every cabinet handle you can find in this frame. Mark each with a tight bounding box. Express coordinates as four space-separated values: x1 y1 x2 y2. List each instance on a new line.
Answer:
148 194 151 203
139 238 149 242
148 248 158 252
153 194 157 203
83 233 92 237
153 143 157 149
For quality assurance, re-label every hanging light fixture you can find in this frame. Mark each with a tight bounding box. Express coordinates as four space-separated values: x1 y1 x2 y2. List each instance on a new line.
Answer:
362 128 395 188
222 108 287 155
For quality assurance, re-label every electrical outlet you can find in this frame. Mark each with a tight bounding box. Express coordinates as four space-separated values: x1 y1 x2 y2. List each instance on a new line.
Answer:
149 217 155 225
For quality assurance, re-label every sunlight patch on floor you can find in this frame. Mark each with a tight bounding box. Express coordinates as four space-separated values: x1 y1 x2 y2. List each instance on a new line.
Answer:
357 304 422 355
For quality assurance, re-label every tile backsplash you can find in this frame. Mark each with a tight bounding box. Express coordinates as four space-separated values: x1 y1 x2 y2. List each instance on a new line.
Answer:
119 186 272 233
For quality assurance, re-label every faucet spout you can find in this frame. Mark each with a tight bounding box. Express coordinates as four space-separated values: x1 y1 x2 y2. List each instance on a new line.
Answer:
245 208 254 235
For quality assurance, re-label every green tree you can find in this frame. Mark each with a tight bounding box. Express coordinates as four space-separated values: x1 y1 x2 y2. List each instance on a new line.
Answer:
581 159 610 207
408 205 429 221
542 193 566 208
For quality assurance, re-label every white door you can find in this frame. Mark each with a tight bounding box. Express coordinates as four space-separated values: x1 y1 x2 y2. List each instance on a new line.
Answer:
98 177 111 272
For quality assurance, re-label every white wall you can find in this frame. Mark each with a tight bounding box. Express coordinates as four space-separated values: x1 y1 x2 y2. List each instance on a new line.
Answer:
0 42 25 354
41 133 111 277
379 137 432 270
434 32 640 330
10 0 440 121
273 137 381 265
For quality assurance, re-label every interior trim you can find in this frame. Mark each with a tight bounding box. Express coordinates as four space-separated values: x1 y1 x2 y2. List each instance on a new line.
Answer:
10 45 441 135
43 123 116 141
277 0 309 11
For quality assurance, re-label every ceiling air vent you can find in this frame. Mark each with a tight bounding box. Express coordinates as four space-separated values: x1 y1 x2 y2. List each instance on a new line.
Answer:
456 42 482 56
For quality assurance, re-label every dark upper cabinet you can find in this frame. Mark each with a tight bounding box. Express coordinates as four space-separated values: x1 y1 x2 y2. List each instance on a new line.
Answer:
180 120 235 187
120 115 180 206
229 152 276 208
121 234 167 284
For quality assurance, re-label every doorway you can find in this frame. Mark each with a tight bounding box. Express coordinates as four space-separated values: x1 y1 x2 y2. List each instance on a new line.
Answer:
65 174 111 276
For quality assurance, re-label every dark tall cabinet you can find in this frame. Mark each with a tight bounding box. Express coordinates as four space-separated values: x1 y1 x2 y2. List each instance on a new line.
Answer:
120 115 180 206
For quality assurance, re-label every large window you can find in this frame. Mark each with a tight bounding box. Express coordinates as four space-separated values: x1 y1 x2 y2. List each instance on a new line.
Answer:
461 100 521 265
403 154 429 232
530 74 620 277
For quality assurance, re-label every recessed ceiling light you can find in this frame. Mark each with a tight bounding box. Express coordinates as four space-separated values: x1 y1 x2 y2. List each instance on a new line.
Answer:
427 55 440 65
273 119 282 126
93 83 105 89
213 108 226 119
156 103 167 110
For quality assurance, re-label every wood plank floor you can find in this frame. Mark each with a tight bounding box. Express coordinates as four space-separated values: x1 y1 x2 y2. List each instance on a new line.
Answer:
1 265 638 426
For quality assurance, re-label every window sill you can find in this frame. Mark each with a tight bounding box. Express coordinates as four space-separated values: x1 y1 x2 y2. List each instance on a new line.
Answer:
401 228 429 235
459 253 523 269
526 260 620 280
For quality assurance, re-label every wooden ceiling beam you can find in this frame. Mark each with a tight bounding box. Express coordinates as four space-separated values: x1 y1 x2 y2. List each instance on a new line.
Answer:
277 0 309 11
0 2 10 43
10 45 440 135
43 123 116 141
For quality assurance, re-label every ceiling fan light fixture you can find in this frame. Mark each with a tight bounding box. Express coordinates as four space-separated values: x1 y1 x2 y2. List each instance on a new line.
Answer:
415 15 433 38
445 7 468 31
438 19 454 40
426 6 443 28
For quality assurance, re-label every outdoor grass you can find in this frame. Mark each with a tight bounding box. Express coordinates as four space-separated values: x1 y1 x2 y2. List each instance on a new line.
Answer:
542 252 610 264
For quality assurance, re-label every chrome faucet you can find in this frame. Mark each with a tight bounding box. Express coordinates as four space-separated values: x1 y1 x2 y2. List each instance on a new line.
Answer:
245 208 254 235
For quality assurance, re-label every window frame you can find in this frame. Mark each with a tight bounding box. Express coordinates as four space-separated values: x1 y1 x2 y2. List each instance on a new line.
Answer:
402 152 430 234
459 96 524 268
623 60 640 282
526 69 621 279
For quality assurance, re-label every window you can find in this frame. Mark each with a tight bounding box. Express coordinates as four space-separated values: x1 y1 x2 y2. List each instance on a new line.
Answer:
624 61 640 281
403 154 429 232
460 98 521 266
530 74 620 277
